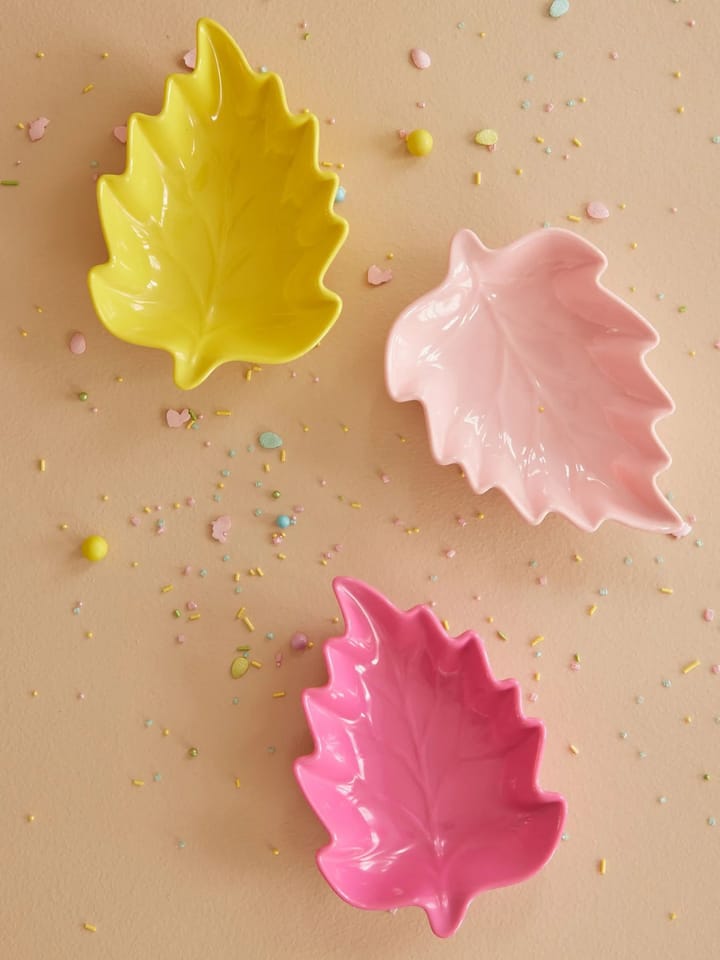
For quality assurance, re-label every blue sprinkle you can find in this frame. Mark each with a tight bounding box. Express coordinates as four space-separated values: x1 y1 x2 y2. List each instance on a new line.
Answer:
624 556 633 566
521 100 531 110
712 136 720 144
636 696 645 704
657 292 665 300
662 679 671 688
177 840 186 849
619 731 628 740
554 50 565 60
265 632 275 640
153 772 162 782
222 554 230 562
599 587 608 596
709 817 716 826
654 556 664 564
267 745 276 754
529 560 538 568
430 574 438 582
247 444 254 453
254 508 263 517
255 481 262 488
232 697 239 705
544 146 552 154
228 449 237 457
695 539 704 547
144 719 153 728
566 99 576 107
199 569 208 577
213 494 221 502
335 185 346 203
524 74 534 83
258 432 283 450
259 65 269 74
658 796 668 805
534 651 542 659
638 751 647 759
191 421 200 430
542 221 551 228
561 832 569 841
221 469 230 477
73 607 81 615
549 0 570 17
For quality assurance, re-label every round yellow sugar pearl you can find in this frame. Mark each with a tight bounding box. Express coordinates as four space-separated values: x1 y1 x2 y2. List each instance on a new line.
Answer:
406 129 433 157
81 535 109 562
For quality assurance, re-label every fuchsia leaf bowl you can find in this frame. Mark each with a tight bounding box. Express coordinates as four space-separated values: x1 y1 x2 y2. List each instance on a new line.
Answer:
294 578 566 937
385 228 686 534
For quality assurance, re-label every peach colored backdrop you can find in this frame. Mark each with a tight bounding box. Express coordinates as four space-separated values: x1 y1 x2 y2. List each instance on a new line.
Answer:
3 1 719 958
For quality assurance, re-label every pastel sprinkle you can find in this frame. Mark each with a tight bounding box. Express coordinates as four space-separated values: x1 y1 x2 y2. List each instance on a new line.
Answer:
682 659 700 675
410 48 431 70
112 124 127 144
28 116 50 142
69 331 87 355
703 609 714 622
367 264 393 285
549 0 570 17
230 656 250 679
474 128 498 146
258 432 283 449
587 201 610 220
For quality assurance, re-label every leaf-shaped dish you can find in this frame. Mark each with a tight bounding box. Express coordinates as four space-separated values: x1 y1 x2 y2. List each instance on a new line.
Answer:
88 18 348 389
386 228 685 534
295 577 566 938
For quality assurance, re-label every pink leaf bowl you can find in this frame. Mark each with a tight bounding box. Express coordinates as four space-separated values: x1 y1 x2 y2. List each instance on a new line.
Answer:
294 577 566 937
385 228 686 534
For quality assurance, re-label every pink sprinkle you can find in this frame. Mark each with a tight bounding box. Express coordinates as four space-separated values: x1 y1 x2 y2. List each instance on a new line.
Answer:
324 552 333 560
570 662 581 672
367 264 393 286
186 601 198 611
69 331 87 355
130 516 140 526
687 513 697 524
290 370 297 377
393 517 403 526
714 340 720 350
398 129 408 140
290 632 309 651
586 201 610 220
112 125 127 144
537 576 548 586
204 440 212 448
327 117 336 125
156 526 165 535
711 664 720 675
380 473 390 483
410 48 431 70
416 101 426 109
445 549 457 559
176 634 186 644
609 51 619 60
155 505 162 512
275 653 283 668
319 479 327 487
77 692 86 700
182 47 196 70
528 692 539 702
687 20 696 27
166 408 191 428
671 207 678 214
182 566 192 576
704 609 715 622
28 117 50 142
487 143 497 153
456 517 467 527
271 534 284 545
293 505 305 513
186 497 196 507
210 515 232 543
544 103 554 112
334 544 343 552
312 376 320 383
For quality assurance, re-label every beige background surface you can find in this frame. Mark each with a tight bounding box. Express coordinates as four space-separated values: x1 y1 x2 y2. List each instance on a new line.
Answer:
2 1 720 957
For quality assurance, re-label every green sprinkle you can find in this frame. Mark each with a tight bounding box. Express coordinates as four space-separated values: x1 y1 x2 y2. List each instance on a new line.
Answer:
1 179 20 186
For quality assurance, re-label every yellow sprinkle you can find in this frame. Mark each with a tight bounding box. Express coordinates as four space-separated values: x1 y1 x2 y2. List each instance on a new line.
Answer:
271 847 280 855
280 449 286 463
659 587 674 595
531 635 544 647
161 584 174 593
533 672 541 682
496 630 509 642
320 160 334 167
143 506 152 514
277 552 287 560
579 96 587 103
242 617 255 632
217 482 224 490
236 645 251 652
567 215 582 223
673 71 682 78
245 368 253 381
630 241 638 249
535 135 544 144
20 329 28 336
86 632 94 639
101 52 110 58
538 405 545 413
256 567 265 577
341 424 350 432
684 715 693 724
336 162 344 169
476 512 485 520
473 171 482 185
31 690 39 697
350 502 362 509
676 105 685 114
38 459 46 472
573 554 583 563
588 604 598 616
689 350 696 358
386 252 394 260
569 744 580 756
59 524 68 530
320 558 328 566
487 616 494 624
131 779 145 787
162 728 170 736
619 202 627 210
131 561 139 568
188 613 201 621
36 51 45 58
479 31 486 38
441 619 450 631
303 31 310 39
572 137 582 147
682 659 700 675
235 778 241 788
233 573 241 582
16 121 26 129
515 168 523 176
82 83 95 93
263 463 270 473
302 424 310 432
235 607 247 619
215 409 231 416
598 858 607 875
574 653 581 663
272 691 286 699
668 912 677 921
250 660 263 669
83 923 97 933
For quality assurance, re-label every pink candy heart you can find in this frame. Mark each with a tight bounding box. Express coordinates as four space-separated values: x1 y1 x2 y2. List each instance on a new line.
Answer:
166 408 191 428
367 265 393 286
210 515 232 543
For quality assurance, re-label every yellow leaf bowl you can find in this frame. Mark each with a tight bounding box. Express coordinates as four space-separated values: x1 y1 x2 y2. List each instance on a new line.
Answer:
88 18 348 389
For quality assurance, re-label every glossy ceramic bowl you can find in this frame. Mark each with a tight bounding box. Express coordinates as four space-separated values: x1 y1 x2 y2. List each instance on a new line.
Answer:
88 18 348 389
295 577 566 938
386 228 686 534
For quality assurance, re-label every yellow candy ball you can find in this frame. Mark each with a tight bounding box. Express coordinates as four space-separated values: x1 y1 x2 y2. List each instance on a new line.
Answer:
81 535 109 562
406 129 433 157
